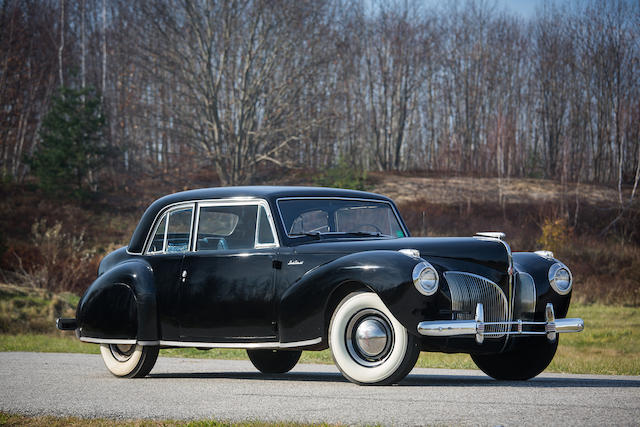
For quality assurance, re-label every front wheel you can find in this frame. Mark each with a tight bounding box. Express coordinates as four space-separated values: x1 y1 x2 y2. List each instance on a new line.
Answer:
247 349 301 374
99 343 159 378
329 292 420 385
471 336 559 380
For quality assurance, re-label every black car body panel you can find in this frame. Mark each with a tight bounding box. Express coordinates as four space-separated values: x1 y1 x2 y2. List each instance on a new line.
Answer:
70 186 579 359
77 258 157 341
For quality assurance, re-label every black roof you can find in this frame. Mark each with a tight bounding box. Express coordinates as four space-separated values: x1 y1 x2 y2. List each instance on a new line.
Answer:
128 186 394 253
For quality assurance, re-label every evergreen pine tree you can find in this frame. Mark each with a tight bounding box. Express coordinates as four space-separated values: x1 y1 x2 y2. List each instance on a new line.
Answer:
29 86 107 198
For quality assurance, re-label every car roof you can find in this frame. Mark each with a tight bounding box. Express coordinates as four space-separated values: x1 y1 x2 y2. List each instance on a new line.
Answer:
127 186 395 253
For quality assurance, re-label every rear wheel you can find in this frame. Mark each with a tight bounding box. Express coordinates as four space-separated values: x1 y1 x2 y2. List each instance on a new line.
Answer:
99 343 159 378
247 349 301 374
471 336 558 380
329 292 420 385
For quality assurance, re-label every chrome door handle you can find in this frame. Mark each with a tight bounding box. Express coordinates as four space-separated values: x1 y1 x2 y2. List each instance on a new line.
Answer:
181 270 187 283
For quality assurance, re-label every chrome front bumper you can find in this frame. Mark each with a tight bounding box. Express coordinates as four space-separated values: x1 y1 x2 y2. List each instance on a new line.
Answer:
417 303 584 344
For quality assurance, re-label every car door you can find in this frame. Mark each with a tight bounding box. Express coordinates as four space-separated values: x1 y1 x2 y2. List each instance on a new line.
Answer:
178 200 280 342
143 203 195 341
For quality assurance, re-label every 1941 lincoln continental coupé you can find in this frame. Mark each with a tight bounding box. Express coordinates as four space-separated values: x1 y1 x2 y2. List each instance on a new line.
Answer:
57 186 584 384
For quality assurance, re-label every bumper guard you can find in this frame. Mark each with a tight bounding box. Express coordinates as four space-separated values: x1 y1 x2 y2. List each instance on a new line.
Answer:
417 303 584 344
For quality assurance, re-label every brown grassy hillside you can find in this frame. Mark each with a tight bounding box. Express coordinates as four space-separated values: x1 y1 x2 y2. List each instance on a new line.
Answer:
1 172 638 305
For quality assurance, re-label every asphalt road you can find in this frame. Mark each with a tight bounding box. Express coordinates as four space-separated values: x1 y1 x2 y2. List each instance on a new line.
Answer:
1 352 639 426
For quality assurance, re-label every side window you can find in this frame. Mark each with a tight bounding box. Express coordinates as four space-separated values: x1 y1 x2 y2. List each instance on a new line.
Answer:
256 205 275 245
148 214 167 253
196 205 258 250
165 207 193 252
146 205 193 254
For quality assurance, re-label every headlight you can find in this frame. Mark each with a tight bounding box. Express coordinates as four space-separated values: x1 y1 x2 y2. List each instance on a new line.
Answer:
549 262 572 295
413 261 439 296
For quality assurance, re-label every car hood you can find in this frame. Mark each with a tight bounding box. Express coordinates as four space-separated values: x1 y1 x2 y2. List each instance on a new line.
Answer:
291 237 510 272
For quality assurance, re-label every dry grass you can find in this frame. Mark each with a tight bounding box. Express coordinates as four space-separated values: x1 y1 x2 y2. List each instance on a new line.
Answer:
372 175 626 206
0 283 77 334
0 412 334 427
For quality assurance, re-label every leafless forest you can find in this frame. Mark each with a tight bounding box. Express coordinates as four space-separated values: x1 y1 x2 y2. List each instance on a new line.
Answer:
1 0 639 188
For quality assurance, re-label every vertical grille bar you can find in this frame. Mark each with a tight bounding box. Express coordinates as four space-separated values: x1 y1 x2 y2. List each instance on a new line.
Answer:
444 271 509 336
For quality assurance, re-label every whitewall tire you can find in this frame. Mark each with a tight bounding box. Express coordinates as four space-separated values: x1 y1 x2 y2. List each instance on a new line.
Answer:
329 292 420 385
99 343 159 378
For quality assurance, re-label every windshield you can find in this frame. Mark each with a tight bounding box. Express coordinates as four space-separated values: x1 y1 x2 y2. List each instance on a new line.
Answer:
278 198 406 238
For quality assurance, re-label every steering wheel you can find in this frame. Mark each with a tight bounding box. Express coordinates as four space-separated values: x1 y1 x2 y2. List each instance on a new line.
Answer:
358 223 383 234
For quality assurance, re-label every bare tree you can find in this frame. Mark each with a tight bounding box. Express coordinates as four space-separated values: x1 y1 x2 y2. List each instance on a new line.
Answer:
135 0 332 185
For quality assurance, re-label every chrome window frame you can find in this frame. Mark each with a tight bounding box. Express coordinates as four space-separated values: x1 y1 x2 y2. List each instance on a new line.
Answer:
143 198 280 255
193 198 279 251
275 197 408 238
145 203 196 255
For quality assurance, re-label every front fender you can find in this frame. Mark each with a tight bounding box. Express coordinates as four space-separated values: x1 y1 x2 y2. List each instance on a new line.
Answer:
513 252 571 318
76 259 158 342
278 251 429 343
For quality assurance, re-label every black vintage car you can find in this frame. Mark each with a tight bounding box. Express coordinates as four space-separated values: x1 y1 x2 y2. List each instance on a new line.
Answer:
57 186 583 384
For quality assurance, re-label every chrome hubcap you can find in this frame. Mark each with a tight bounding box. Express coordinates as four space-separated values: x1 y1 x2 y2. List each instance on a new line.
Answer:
355 319 388 357
346 309 394 367
110 344 135 362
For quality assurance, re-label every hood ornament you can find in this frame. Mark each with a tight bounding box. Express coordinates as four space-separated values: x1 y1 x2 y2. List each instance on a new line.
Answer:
475 232 506 241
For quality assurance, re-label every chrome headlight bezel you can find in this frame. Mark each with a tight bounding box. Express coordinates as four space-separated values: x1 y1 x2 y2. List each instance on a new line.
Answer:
548 262 573 295
412 261 439 296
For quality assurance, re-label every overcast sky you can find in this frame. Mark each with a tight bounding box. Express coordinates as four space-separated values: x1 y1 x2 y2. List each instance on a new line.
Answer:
418 0 567 18
492 0 562 17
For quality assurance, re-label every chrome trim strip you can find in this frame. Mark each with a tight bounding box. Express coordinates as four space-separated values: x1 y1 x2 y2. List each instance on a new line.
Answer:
275 196 409 238
158 337 322 349
80 337 137 345
137 340 160 346
78 336 322 348
473 233 514 348
278 337 322 348
191 201 201 252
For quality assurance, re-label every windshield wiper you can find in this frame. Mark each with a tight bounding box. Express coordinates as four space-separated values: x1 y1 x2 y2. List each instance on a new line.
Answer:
337 231 389 238
289 232 323 239
290 231 391 239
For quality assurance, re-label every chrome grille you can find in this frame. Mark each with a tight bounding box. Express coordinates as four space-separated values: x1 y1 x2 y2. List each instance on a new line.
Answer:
444 271 509 336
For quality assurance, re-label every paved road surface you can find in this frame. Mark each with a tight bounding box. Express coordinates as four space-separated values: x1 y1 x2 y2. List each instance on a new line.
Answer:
1 352 638 426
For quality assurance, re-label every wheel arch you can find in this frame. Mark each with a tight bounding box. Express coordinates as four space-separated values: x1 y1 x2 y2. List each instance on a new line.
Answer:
322 281 371 347
77 259 158 342
278 250 421 345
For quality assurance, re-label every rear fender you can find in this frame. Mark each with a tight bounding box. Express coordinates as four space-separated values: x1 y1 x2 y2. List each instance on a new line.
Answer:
278 251 424 344
76 260 158 342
